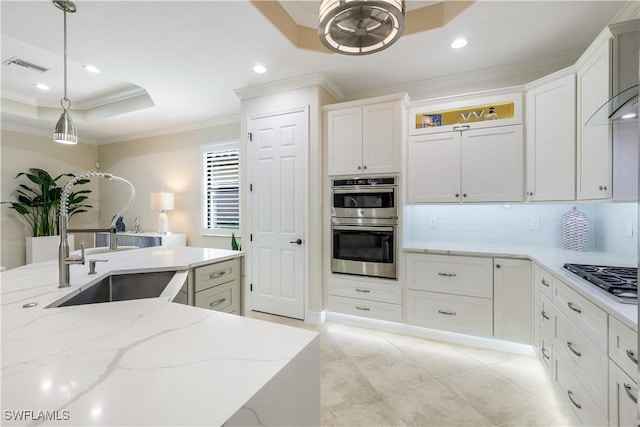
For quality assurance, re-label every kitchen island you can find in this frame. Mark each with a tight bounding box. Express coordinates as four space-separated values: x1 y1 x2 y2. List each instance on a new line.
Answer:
1 246 320 426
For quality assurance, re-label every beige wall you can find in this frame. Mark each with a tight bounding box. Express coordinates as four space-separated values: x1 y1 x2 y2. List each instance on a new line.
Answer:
1 130 99 269
96 122 240 249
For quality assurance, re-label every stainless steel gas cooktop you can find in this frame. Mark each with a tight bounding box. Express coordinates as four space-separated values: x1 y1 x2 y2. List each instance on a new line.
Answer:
563 263 638 304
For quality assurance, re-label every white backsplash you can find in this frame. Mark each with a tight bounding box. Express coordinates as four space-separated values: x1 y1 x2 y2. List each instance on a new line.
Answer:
404 203 638 262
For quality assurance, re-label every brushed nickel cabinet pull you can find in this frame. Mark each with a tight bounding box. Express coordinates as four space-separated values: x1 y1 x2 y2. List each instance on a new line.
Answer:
210 270 227 279
567 390 582 409
356 306 370 311
567 302 581 313
624 383 638 404
626 349 638 365
438 310 456 316
209 298 226 307
541 310 550 320
567 341 582 357
355 288 371 293
541 278 550 287
541 348 550 360
438 272 457 277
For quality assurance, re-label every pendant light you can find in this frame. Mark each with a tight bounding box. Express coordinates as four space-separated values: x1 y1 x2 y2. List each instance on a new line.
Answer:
53 0 78 144
318 0 405 55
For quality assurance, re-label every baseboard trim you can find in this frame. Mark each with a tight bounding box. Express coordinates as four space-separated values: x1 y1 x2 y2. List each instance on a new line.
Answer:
305 310 326 325
326 311 535 356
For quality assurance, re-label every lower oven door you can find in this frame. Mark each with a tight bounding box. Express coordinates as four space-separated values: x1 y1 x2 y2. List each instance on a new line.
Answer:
332 225 396 279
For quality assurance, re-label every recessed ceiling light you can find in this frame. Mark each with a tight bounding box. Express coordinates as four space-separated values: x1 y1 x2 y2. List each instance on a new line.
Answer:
35 83 50 90
253 64 266 74
451 38 468 49
83 64 100 73
621 112 637 119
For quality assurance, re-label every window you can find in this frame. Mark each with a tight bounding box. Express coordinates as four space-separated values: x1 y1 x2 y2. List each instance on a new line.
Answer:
202 142 240 234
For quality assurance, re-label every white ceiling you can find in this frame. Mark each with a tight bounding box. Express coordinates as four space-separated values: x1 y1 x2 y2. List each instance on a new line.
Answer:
0 1 632 144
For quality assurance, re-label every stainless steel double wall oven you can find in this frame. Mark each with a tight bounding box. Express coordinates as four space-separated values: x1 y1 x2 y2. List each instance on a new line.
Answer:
331 176 398 279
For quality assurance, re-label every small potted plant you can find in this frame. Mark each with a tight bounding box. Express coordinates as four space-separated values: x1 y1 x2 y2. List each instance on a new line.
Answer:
2 168 92 263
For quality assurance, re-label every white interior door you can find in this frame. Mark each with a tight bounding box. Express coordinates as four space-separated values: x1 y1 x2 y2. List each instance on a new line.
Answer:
249 108 307 320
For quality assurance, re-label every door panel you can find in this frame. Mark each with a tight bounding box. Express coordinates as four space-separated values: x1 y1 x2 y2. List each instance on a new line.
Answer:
250 109 306 319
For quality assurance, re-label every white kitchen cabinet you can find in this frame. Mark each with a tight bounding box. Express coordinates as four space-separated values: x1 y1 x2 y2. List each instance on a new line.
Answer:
525 73 576 201
326 95 407 176
407 125 523 203
576 33 612 200
190 257 241 314
493 258 532 344
609 360 638 427
327 275 402 322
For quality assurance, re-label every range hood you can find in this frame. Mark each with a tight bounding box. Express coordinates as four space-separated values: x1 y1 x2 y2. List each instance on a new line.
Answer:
586 84 639 126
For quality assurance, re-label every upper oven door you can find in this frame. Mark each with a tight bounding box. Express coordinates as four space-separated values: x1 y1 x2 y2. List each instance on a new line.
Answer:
331 187 397 219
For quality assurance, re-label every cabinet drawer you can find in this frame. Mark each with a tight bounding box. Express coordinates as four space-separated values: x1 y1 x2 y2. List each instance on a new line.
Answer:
406 253 493 298
609 360 638 427
328 295 402 323
609 316 639 379
539 292 556 339
536 265 554 299
195 280 240 314
194 258 240 292
554 279 607 350
555 352 607 427
406 290 493 338
555 311 608 414
328 276 402 304
540 331 553 378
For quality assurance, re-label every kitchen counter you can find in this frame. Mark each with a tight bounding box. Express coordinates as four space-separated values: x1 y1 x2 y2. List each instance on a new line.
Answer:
404 242 637 330
1 246 320 426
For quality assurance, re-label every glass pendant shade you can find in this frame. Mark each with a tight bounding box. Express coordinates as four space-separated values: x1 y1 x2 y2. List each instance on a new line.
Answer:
54 108 78 144
318 0 405 55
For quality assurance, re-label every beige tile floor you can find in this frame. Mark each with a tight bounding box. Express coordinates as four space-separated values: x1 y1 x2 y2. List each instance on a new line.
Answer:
247 311 580 427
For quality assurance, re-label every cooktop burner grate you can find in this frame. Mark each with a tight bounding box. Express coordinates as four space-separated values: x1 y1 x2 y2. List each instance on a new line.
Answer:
563 263 637 304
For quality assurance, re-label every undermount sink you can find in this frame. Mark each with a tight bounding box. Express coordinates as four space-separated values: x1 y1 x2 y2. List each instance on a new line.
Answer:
48 270 184 308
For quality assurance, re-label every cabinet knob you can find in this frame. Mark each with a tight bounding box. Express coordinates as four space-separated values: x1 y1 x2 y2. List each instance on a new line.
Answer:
599 185 607 191
455 193 460 198
527 192 533 196
462 193 467 198
495 264 501 269
357 166 362 170
363 165 367 170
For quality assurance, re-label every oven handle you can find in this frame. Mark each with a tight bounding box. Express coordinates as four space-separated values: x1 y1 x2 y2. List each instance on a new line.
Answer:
332 188 394 194
332 225 395 232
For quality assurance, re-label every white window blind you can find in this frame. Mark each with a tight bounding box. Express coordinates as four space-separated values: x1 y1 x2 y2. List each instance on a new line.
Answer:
203 143 240 232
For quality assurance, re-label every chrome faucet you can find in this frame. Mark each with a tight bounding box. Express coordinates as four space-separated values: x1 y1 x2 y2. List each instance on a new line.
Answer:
58 172 136 288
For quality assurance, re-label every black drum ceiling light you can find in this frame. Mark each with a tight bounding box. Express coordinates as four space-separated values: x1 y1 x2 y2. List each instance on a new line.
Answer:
53 0 78 144
318 0 405 55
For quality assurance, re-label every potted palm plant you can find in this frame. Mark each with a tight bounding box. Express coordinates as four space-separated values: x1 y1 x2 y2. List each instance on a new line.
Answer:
2 168 92 263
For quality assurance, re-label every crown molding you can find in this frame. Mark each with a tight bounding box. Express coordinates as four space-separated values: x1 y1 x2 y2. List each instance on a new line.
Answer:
99 114 241 145
234 73 345 102
1 122 98 145
611 1 640 23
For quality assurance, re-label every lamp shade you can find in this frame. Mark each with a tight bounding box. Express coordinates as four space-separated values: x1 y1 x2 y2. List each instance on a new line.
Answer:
150 192 175 211
54 108 78 144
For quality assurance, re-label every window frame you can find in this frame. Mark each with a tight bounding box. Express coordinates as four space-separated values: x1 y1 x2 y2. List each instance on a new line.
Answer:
201 141 240 236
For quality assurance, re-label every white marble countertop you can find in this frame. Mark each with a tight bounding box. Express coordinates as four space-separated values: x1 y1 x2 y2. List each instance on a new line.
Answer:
1 246 318 426
404 242 637 330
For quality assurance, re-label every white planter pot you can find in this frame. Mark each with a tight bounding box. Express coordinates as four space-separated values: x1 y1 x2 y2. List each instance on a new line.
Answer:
26 235 73 264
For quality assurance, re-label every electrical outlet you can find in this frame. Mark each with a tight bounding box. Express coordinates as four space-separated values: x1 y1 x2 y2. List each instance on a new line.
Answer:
530 217 540 230
429 216 437 228
625 220 634 238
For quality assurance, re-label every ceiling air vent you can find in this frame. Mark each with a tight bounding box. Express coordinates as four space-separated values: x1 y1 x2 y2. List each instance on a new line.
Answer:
2 57 49 73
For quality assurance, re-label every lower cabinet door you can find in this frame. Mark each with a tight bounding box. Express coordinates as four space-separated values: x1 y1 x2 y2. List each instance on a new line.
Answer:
555 352 607 426
328 295 402 322
609 360 639 427
195 280 240 314
406 290 493 337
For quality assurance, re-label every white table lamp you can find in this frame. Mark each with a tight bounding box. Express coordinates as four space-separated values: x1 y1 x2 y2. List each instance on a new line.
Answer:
150 191 175 234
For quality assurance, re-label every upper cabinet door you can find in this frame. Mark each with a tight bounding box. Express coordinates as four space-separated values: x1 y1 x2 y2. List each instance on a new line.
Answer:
362 102 402 175
406 132 461 203
327 107 363 176
576 37 612 200
525 74 576 201
461 125 524 202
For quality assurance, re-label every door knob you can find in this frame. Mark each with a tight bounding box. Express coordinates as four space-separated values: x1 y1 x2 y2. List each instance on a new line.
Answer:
290 239 303 245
